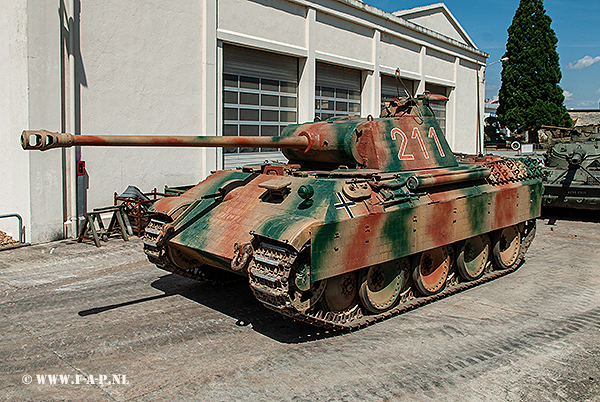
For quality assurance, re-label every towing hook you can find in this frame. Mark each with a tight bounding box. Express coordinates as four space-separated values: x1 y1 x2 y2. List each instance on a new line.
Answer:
156 224 175 246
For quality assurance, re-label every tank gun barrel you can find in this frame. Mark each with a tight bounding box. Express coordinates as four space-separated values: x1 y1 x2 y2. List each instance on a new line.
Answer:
22 95 457 171
21 130 309 152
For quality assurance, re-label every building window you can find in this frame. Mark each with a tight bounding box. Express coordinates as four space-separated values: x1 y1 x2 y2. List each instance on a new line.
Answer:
425 83 448 135
223 74 297 154
315 86 360 121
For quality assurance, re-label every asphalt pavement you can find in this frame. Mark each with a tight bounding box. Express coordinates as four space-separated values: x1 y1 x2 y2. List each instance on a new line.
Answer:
1 216 600 402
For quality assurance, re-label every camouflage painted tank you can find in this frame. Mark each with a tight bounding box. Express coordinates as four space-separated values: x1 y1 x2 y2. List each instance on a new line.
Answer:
542 128 600 210
22 94 543 329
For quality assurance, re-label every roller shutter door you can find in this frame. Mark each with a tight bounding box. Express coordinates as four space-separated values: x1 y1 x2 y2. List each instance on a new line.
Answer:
381 74 415 100
315 62 361 121
425 83 448 135
222 45 298 169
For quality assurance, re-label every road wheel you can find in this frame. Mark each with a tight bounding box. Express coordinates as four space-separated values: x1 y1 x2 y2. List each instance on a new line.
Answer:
321 271 359 313
457 234 491 281
493 225 522 269
412 246 450 296
359 258 410 314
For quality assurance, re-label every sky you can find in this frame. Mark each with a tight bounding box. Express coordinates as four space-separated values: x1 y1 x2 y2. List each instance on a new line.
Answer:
364 0 600 110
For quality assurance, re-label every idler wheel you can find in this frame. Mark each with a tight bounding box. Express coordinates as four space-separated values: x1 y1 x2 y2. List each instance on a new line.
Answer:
412 246 450 296
359 258 410 313
457 234 491 281
322 271 359 312
493 225 522 269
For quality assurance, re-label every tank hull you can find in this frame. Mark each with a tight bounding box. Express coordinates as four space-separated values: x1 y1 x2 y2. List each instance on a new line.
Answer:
542 184 600 210
147 160 542 274
144 155 542 329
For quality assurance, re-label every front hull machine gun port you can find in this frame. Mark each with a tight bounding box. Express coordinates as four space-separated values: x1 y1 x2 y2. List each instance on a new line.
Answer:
22 93 544 330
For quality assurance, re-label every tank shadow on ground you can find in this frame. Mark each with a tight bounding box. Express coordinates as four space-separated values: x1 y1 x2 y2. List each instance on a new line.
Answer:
150 274 345 344
79 259 531 343
79 273 343 344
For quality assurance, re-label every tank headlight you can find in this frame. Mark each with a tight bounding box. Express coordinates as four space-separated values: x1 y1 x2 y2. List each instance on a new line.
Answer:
298 185 314 200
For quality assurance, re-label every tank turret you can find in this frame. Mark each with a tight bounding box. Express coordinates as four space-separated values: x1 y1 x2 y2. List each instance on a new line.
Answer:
21 94 544 329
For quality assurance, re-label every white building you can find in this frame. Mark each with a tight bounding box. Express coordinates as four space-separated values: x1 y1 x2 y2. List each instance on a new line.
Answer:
1 1 488 243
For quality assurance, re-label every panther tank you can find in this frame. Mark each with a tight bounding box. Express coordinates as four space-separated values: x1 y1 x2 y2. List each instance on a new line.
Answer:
21 94 543 329
542 127 600 210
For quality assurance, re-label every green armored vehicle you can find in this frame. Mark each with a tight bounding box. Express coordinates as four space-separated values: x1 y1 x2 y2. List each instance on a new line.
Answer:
542 126 600 210
22 94 543 329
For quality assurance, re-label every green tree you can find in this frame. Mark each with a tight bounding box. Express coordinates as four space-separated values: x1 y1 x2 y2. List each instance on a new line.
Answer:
498 0 571 143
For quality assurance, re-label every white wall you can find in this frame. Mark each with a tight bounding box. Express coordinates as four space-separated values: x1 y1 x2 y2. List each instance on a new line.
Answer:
219 0 307 52
1 0 64 243
74 1 218 209
423 47 456 83
454 58 480 153
0 0 30 241
314 12 373 67
401 9 465 44
26 2 64 243
380 34 421 77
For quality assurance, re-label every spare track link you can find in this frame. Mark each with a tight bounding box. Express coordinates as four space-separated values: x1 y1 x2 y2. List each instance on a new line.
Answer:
249 220 537 331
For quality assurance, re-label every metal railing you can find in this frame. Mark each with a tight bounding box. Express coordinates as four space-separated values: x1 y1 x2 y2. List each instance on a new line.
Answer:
0 213 26 244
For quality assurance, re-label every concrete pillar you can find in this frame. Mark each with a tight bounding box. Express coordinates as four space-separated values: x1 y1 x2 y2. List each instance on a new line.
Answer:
416 45 426 94
298 7 316 123
361 29 380 118
449 57 460 149
200 0 218 177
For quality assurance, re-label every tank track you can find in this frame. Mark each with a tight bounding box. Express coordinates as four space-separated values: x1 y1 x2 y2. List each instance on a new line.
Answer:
143 218 241 285
142 218 169 266
248 220 537 331
143 215 536 330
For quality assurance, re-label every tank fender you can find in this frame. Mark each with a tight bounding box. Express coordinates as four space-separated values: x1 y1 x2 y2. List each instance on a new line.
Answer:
253 216 321 252
151 196 196 221
151 175 259 221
